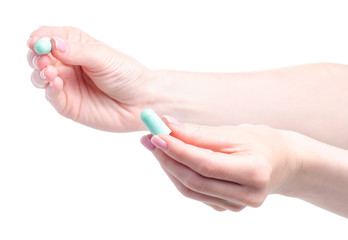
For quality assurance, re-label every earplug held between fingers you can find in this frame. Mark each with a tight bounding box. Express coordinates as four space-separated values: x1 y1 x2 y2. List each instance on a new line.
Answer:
34 37 52 55
141 109 172 135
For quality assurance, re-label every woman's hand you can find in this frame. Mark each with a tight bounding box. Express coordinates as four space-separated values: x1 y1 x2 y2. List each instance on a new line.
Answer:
140 116 303 211
28 26 154 132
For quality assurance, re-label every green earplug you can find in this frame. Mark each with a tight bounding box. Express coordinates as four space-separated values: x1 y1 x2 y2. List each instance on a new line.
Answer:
34 37 52 55
141 109 172 135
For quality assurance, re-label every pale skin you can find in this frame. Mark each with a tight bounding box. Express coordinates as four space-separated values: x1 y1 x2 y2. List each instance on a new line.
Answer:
28 26 348 218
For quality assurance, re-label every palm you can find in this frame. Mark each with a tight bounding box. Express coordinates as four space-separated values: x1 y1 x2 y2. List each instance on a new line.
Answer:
54 55 147 132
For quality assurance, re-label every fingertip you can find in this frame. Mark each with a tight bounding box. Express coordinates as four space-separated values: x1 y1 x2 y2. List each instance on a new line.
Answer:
45 76 63 96
205 203 226 212
31 70 47 89
42 65 58 81
28 35 40 51
151 135 169 151
140 135 156 152
52 76 64 90
27 50 36 68
51 37 67 53
162 115 183 129
36 54 51 69
49 37 74 65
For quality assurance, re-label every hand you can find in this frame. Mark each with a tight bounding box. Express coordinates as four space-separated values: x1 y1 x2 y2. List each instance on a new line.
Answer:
140 116 303 211
27 26 154 132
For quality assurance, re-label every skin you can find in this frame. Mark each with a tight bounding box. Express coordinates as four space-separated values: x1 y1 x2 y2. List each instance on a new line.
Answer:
28 26 348 217
141 116 348 218
28 26 151 132
28 27 348 147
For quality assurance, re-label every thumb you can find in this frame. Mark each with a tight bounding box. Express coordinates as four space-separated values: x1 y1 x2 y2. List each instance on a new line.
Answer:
50 37 108 70
162 115 238 152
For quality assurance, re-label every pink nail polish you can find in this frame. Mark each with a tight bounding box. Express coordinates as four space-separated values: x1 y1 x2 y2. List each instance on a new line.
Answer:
40 68 46 80
32 55 40 70
53 37 67 52
151 136 168 151
140 136 156 151
163 115 183 128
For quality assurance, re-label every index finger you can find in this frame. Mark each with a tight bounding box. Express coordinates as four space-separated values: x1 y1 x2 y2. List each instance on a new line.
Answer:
27 26 96 51
152 134 264 186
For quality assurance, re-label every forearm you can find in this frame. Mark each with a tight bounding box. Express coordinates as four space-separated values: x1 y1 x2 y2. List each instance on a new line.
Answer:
279 133 348 218
146 63 348 148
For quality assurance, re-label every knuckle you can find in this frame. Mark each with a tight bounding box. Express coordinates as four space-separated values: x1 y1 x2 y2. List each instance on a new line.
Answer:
213 207 226 212
247 161 272 188
31 72 44 89
189 124 203 137
155 152 170 169
184 175 206 193
240 190 267 208
166 140 184 157
198 159 216 177
228 205 245 212
246 195 264 208
179 186 195 199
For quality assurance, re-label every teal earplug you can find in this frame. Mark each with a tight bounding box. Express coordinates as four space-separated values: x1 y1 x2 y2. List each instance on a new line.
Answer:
34 37 52 55
141 109 171 135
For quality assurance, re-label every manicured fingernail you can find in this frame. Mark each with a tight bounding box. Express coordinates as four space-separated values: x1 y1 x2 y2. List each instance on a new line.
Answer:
151 135 168 151
140 136 156 152
27 38 31 48
53 37 67 52
32 55 40 70
40 68 46 80
49 81 54 88
163 115 183 128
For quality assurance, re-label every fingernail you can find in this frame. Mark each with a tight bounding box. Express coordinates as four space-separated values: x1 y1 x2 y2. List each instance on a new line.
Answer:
27 38 31 48
40 68 46 80
49 81 54 88
53 37 67 52
163 115 183 128
151 136 168 151
140 135 156 152
32 55 40 70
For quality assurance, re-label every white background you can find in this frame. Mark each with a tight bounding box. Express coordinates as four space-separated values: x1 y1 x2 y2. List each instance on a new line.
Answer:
0 0 347 239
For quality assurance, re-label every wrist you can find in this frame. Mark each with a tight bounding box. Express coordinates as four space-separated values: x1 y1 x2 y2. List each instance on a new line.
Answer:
276 130 348 216
271 130 306 195
142 70 205 122
275 132 329 197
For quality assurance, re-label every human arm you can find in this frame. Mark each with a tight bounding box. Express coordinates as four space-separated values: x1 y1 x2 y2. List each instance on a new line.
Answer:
148 64 348 149
140 116 348 218
28 26 348 147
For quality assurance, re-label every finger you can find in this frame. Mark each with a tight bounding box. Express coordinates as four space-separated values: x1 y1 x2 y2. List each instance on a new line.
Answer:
29 26 96 46
151 134 256 185
42 65 58 82
31 70 48 89
204 203 226 212
45 76 66 114
28 26 107 70
154 148 259 207
162 168 244 212
140 134 156 152
27 26 96 52
163 115 242 153
50 37 112 70
27 50 51 70
30 65 58 89
27 50 36 68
